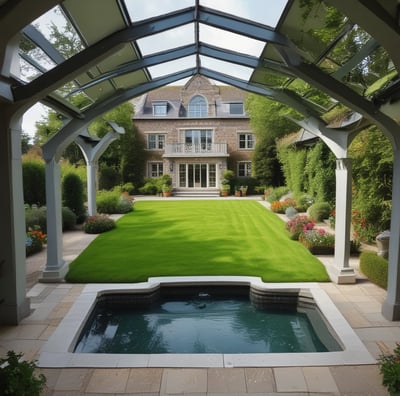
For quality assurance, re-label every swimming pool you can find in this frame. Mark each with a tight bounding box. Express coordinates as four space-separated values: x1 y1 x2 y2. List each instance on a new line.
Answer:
39 277 376 367
74 285 341 354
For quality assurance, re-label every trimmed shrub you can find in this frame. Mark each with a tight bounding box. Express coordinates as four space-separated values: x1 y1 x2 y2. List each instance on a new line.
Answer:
307 202 331 222
139 178 159 195
23 161 45 205
62 173 86 223
116 197 134 214
62 206 77 231
83 215 116 234
359 251 388 289
25 205 47 232
285 206 298 219
96 191 119 213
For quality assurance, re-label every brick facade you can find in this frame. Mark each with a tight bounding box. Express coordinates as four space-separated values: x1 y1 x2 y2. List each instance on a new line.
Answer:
132 75 254 190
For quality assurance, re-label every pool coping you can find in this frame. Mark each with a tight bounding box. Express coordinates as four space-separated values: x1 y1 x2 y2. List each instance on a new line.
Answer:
38 276 376 368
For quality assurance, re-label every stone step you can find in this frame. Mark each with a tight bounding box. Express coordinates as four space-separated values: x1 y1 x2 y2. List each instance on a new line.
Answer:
173 189 220 197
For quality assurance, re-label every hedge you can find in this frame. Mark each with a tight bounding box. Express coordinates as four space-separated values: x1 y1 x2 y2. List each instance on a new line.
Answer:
359 251 388 289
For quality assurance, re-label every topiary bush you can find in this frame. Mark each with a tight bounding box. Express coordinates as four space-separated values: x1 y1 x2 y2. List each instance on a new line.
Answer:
62 206 77 231
307 202 331 222
22 161 46 206
359 251 388 289
62 172 86 223
83 215 116 234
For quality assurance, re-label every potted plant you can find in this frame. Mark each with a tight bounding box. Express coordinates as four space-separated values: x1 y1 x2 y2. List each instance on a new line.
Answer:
220 183 230 196
162 184 172 197
240 185 248 197
234 186 241 197
379 344 400 395
159 174 172 197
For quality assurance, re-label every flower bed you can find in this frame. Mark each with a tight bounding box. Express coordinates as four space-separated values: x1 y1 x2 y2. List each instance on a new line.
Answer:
83 215 116 234
26 227 47 256
299 228 335 255
270 198 297 214
285 215 314 240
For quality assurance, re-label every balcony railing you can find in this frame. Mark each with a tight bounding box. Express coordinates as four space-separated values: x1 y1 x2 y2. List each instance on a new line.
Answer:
164 143 228 157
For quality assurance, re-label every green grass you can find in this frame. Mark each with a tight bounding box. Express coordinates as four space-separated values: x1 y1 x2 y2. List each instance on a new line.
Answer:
65 200 330 283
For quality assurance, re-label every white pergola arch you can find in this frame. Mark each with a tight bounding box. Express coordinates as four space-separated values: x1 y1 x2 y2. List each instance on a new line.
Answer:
2 0 400 323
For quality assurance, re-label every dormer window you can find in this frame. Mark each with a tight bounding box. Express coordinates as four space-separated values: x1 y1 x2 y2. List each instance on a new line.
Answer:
152 101 168 116
229 102 244 115
188 95 207 117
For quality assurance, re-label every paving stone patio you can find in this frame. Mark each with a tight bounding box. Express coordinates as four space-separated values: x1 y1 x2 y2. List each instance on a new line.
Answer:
1 198 398 395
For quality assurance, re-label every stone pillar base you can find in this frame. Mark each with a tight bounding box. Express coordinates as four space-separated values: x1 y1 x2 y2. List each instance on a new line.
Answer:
382 300 400 321
326 265 356 284
40 261 69 283
0 297 31 325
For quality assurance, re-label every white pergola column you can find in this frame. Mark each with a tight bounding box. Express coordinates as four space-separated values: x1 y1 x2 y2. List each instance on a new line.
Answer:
0 116 30 324
382 148 400 320
76 123 124 216
41 158 68 281
87 161 98 216
332 158 356 284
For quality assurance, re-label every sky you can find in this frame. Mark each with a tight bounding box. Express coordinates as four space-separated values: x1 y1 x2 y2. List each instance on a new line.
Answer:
22 0 287 139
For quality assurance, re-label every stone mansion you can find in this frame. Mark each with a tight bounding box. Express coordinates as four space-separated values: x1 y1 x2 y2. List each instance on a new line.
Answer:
132 75 255 195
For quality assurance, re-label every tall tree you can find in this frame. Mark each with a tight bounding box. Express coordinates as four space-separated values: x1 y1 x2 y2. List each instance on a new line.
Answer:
245 94 298 185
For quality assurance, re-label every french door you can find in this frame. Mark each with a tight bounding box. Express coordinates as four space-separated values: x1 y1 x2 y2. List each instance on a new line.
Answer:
179 163 216 188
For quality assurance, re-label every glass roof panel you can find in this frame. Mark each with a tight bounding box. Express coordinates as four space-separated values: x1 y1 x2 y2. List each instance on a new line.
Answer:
147 55 196 78
21 45 56 72
200 56 254 81
200 25 265 57
136 24 194 56
285 79 337 111
32 5 84 58
200 0 288 28
125 0 194 22
19 59 41 82
338 45 396 97
328 25 372 67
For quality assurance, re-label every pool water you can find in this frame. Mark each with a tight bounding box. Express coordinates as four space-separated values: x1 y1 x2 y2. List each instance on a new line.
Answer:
74 290 341 354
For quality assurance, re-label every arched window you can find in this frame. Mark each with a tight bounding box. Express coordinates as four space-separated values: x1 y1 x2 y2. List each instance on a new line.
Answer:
188 95 208 117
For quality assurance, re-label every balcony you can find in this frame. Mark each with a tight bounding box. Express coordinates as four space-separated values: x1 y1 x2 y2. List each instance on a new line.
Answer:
163 143 229 158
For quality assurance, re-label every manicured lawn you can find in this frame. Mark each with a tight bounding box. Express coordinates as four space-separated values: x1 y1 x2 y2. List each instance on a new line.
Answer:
65 200 330 283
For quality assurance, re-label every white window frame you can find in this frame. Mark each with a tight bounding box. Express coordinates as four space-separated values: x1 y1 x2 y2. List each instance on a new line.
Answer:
238 161 252 177
152 101 168 116
147 134 165 150
188 95 208 117
149 162 164 177
238 132 255 149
